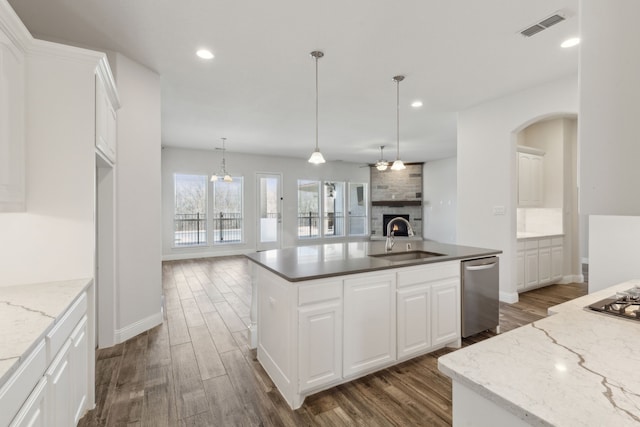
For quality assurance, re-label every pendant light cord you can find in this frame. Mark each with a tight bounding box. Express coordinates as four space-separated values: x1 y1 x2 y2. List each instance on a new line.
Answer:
396 78 400 159
315 54 319 151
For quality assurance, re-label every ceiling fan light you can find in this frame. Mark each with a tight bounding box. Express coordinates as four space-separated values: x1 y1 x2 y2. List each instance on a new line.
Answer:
391 159 406 170
376 161 388 171
308 149 326 164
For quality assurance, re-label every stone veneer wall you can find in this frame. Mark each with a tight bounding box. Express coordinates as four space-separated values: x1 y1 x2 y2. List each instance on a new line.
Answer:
370 163 423 237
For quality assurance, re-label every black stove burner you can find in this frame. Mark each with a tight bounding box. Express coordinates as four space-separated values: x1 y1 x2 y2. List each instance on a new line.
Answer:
587 288 640 320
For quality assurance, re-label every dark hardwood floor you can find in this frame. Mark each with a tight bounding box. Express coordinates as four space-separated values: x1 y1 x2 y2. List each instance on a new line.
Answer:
79 256 587 427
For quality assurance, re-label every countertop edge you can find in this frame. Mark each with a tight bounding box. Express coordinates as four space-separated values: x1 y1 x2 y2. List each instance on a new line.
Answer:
246 249 502 282
517 233 564 241
0 277 93 386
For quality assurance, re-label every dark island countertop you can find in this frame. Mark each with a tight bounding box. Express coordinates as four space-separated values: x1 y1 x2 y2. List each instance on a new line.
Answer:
245 240 501 282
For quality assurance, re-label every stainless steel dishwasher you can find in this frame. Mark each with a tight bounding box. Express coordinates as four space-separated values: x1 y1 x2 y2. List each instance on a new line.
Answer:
461 256 500 338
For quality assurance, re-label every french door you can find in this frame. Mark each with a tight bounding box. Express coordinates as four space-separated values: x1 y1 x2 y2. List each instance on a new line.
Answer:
256 173 282 251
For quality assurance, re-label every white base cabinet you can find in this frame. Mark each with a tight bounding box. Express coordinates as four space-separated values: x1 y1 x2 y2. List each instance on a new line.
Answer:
1 288 92 427
517 237 564 292
255 261 461 409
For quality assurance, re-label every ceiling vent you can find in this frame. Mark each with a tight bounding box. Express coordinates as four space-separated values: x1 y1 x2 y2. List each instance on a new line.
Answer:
520 12 566 37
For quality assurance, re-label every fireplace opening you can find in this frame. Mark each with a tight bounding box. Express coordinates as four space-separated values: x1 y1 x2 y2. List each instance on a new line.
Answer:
382 214 410 237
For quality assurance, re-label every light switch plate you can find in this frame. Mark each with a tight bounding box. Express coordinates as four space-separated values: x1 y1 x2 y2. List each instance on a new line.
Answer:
493 205 506 215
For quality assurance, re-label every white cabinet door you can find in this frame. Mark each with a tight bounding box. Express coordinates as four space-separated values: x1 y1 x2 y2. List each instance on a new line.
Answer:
9 378 47 427
516 250 525 291
518 152 544 207
46 341 72 427
525 249 539 288
431 280 459 346
538 247 551 284
298 301 342 392
397 285 430 360
343 273 396 378
0 33 25 212
551 245 563 282
95 74 116 162
70 316 88 424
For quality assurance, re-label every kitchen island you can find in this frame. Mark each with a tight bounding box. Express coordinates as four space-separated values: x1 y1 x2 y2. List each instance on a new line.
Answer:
245 240 500 409
438 280 640 426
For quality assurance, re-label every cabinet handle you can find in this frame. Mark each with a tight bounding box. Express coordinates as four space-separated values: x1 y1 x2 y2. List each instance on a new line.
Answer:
465 262 497 271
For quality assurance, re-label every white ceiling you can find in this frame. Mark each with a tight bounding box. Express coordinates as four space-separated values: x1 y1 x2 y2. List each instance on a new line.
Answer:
8 0 579 164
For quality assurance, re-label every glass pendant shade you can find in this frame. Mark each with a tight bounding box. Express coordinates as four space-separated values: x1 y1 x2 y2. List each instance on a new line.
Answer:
376 162 388 171
223 174 232 182
390 159 406 170
211 137 233 182
308 148 326 164
210 174 218 182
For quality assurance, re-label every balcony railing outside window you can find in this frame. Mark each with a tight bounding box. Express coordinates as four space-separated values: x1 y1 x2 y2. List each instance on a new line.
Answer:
298 211 320 238
174 213 207 246
212 212 243 243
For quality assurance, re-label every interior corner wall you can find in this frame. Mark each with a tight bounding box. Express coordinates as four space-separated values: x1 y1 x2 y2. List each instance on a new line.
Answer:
457 75 578 303
113 53 162 338
423 157 457 244
579 0 640 216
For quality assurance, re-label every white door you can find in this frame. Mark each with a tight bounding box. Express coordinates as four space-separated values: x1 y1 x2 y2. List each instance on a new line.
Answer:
256 173 282 251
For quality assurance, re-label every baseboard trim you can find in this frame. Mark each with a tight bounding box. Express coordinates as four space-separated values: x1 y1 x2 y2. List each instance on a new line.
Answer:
163 248 251 261
558 274 585 284
499 291 518 304
115 309 163 344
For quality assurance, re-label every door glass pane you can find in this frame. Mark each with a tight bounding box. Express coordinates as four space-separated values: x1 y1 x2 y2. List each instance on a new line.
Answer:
259 176 279 243
174 174 207 246
348 183 368 236
297 180 320 238
324 182 345 237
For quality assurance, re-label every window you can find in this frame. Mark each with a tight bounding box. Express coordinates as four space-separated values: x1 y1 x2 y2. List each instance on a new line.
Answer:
323 182 345 237
174 174 207 247
297 180 320 238
348 183 368 236
212 177 244 244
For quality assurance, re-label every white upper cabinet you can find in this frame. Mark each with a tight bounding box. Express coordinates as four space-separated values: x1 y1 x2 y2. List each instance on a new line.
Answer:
518 150 544 207
95 62 119 163
0 16 25 212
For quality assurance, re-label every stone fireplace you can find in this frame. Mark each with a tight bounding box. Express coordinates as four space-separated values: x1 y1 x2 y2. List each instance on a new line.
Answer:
370 163 423 237
382 214 410 236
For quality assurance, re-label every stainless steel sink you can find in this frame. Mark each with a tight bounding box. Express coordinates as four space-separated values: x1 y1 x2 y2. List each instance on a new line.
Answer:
369 250 445 262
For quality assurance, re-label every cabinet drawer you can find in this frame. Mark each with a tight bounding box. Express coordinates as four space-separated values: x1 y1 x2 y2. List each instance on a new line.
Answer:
0 340 47 427
538 238 551 248
397 261 459 288
46 292 87 360
552 237 564 246
298 280 342 306
524 240 539 250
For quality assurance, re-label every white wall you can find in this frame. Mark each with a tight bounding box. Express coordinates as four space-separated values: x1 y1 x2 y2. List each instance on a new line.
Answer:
579 0 640 216
112 53 163 339
423 157 457 244
0 44 99 286
589 216 640 292
457 75 578 303
162 147 369 260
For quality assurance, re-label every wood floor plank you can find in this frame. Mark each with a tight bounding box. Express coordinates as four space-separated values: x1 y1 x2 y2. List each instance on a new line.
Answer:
166 307 191 346
202 310 238 354
214 301 249 333
202 375 252 426
189 324 226 380
191 289 217 314
181 297 205 327
171 342 209 420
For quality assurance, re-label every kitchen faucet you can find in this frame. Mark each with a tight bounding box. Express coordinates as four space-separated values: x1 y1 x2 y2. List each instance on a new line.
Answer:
385 217 415 251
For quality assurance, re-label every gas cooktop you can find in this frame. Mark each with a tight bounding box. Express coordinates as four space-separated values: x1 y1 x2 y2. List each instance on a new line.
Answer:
587 286 640 321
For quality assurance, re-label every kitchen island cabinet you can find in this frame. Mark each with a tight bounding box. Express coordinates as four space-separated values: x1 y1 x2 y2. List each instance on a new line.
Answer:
246 240 499 409
438 280 640 426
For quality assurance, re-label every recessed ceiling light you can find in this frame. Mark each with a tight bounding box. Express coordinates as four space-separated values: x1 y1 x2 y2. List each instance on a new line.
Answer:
196 49 214 59
411 100 423 108
561 37 580 48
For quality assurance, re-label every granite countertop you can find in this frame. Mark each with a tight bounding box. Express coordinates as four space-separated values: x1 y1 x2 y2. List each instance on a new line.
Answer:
438 280 640 426
245 240 501 282
0 278 92 385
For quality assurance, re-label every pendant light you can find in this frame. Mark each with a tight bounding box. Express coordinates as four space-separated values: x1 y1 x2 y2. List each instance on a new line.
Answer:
375 145 389 171
390 75 406 171
308 51 326 164
210 137 233 182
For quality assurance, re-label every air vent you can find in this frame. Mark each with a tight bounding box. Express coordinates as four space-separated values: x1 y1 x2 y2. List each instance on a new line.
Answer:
520 12 566 37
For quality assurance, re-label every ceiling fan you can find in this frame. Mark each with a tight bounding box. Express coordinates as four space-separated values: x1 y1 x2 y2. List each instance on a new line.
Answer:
374 145 389 171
